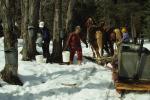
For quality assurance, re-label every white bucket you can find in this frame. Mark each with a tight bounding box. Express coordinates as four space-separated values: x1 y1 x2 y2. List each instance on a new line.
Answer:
36 55 44 63
62 51 70 63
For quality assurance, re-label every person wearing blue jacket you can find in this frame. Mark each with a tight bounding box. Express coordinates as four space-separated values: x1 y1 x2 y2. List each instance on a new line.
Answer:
121 27 130 43
39 21 51 58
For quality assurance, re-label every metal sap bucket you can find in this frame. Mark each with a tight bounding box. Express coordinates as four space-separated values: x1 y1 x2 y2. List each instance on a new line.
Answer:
5 51 18 65
5 47 18 65
62 51 70 63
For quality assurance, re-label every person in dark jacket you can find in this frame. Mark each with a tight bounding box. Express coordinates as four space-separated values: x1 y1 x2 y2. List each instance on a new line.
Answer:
39 21 51 58
65 26 88 65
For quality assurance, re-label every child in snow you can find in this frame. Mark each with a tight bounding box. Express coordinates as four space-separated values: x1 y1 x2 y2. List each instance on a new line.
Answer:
65 26 88 65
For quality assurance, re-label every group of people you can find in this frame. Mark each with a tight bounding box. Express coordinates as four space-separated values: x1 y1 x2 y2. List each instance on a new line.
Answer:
65 18 130 64
0 18 130 65
37 22 85 65
33 19 131 65
64 24 130 65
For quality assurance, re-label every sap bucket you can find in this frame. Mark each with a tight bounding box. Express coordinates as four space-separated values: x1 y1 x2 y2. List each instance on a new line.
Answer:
36 55 44 63
62 51 70 63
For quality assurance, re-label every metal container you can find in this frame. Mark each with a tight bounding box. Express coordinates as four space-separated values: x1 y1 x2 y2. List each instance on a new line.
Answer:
5 48 18 65
140 54 150 80
118 43 150 81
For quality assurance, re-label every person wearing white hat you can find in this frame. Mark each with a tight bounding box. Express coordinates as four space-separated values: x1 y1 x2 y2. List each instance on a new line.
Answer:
38 21 51 58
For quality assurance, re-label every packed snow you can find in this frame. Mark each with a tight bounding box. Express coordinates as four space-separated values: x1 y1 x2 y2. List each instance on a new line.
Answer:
0 37 150 100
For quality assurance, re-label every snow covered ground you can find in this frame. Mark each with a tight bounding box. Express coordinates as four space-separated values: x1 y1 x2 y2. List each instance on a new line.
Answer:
0 37 150 100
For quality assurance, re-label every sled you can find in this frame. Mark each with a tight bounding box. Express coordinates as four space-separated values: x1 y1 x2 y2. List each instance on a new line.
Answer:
113 70 150 94
115 81 150 93
112 67 150 93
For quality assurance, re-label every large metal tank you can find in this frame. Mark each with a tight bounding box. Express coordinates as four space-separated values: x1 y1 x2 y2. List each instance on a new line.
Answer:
118 43 150 81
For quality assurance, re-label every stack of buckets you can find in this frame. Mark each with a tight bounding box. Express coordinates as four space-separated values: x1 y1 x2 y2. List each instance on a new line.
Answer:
62 51 70 63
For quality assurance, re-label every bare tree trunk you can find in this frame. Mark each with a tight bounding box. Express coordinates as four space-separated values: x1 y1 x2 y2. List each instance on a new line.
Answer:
131 14 137 44
50 0 62 63
22 0 41 61
20 0 26 39
65 0 76 32
0 1 3 37
1 0 23 85
39 0 47 21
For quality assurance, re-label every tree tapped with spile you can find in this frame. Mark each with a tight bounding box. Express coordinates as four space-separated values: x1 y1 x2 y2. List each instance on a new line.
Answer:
0 0 23 86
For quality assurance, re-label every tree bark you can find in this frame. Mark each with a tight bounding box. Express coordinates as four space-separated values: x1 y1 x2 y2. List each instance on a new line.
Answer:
22 0 41 61
131 14 137 44
65 0 76 33
39 0 47 21
50 0 62 63
1 0 23 85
